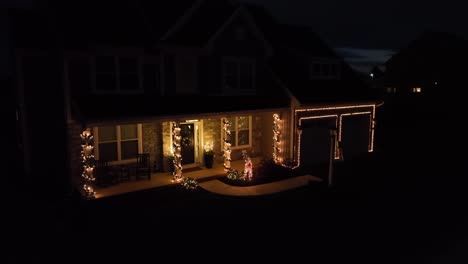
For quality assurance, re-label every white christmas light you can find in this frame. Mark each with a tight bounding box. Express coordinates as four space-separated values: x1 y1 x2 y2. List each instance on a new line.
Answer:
288 103 377 169
171 122 183 182
222 118 232 171
242 150 253 180
272 113 283 163
80 128 95 199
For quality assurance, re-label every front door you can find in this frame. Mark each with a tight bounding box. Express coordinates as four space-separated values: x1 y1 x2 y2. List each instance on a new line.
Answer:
180 123 195 165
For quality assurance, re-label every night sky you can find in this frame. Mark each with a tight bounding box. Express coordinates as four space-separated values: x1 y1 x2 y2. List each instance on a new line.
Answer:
2 0 468 75
242 0 468 72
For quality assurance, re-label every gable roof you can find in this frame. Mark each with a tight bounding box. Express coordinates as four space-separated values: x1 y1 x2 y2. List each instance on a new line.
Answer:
73 95 290 123
162 0 237 46
11 0 201 48
244 5 377 105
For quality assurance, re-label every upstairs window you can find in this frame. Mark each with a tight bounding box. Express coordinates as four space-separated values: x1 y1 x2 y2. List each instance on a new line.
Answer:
94 56 141 93
310 62 340 80
222 58 255 92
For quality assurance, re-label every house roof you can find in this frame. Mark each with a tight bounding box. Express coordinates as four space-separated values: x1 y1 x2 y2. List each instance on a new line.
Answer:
11 0 200 48
73 95 290 123
244 5 377 105
162 0 239 46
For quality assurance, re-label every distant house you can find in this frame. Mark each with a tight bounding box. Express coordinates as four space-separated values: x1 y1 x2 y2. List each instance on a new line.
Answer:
382 30 468 99
11 0 381 198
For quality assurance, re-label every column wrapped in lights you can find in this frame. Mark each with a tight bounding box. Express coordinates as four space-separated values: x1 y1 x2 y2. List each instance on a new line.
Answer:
222 118 232 171
80 128 95 199
272 113 283 164
172 122 183 182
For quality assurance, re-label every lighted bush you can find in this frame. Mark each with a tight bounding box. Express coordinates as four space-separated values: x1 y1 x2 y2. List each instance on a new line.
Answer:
227 168 244 181
180 177 198 190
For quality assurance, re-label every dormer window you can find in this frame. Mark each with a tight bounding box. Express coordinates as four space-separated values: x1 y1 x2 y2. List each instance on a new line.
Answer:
222 57 255 93
310 61 341 80
94 56 142 93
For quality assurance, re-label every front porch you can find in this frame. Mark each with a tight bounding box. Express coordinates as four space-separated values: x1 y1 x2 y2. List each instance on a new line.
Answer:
93 156 262 199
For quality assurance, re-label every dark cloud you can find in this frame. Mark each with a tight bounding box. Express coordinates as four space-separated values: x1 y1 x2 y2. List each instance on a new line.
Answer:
334 48 395 73
241 0 468 50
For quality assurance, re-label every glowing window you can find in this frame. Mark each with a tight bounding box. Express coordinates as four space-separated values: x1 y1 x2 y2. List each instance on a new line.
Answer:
224 116 251 148
94 124 142 162
412 87 422 93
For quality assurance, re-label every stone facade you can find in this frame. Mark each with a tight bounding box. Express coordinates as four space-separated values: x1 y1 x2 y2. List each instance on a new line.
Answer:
161 121 173 172
142 122 162 172
202 118 222 163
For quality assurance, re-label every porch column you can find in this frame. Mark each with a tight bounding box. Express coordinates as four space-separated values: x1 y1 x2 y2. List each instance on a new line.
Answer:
172 122 183 182
81 128 96 199
222 118 232 170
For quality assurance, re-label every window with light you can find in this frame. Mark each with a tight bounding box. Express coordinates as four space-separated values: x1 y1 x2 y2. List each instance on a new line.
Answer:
225 116 251 148
95 124 141 162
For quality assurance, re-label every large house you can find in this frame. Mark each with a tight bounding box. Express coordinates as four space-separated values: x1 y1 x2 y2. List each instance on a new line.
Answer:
11 0 381 199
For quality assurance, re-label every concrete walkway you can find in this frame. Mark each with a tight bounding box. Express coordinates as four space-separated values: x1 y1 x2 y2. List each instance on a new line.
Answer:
199 175 323 196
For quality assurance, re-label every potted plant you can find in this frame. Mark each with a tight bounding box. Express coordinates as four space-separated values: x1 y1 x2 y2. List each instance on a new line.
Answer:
203 142 214 168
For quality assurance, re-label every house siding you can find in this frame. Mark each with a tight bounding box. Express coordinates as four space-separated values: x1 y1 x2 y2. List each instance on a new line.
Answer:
67 120 85 188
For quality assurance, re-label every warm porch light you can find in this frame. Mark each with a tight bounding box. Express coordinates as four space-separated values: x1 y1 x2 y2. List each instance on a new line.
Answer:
412 87 422 93
80 128 95 199
222 118 232 171
171 122 183 182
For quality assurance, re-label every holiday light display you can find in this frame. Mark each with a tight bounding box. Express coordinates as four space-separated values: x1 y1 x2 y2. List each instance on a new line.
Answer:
272 113 283 164
338 111 374 152
171 122 183 182
242 150 253 180
287 103 377 169
293 115 338 169
80 128 96 199
222 118 232 171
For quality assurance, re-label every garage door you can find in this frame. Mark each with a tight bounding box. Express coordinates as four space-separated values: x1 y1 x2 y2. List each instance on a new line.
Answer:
341 114 371 160
300 117 336 166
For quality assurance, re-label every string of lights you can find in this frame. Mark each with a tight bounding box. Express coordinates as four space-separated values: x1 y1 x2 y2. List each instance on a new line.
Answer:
283 103 377 169
171 122 183 182
222 118 232 171
80 128 96 199
272 113 283 164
